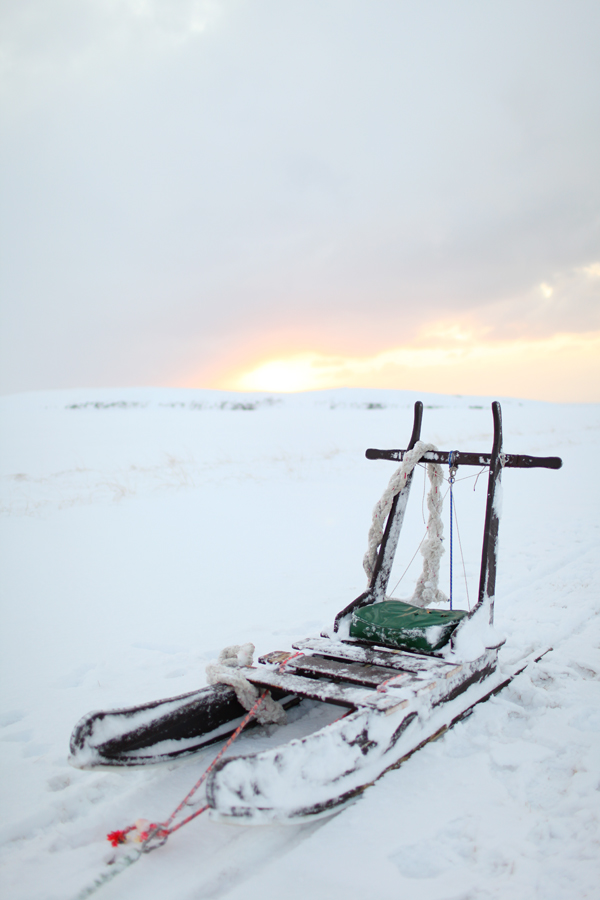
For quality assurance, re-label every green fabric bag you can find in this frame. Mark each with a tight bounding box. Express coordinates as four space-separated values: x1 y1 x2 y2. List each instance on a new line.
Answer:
350 600 467 653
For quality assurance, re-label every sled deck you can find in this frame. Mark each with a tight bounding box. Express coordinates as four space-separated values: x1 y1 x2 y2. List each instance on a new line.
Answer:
69 401 561 823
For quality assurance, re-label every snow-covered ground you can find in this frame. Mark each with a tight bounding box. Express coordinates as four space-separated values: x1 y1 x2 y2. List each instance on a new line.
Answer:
1 387 598 900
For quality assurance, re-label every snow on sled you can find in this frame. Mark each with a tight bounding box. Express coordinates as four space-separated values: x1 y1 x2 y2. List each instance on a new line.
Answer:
69 402 562 823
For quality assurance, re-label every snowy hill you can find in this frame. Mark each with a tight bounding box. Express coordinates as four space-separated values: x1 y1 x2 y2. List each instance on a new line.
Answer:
1 388 599 899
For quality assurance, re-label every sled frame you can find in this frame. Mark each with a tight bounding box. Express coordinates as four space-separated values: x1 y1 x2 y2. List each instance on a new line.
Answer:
334 401 562 630
68 401 562 775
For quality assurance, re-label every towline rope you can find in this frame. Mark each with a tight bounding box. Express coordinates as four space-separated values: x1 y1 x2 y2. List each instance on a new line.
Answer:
73 688 270 900
74 647 303 900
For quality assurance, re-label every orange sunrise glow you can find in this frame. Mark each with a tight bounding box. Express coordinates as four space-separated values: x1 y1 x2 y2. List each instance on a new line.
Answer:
213 330 600 403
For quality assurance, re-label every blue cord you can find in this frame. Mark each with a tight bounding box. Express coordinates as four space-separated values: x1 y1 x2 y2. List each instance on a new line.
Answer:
448 452 456 610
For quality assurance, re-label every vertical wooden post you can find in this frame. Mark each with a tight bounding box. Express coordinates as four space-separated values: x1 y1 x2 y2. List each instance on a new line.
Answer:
477 402 503 624
370 401 423 600
333 402 422 631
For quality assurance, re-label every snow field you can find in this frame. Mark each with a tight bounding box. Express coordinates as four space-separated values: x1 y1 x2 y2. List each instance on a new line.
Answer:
0 387 598 899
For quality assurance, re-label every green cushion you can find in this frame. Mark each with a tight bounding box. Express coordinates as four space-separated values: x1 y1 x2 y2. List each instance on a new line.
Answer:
350 600 467 653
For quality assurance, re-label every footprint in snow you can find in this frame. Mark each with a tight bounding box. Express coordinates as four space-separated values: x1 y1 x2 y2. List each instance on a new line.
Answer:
0 709 26 727
47 774 72 792
568 708 600 732
53 663 96 689
23 742 50 757
1 729 33 742
390 841 455 879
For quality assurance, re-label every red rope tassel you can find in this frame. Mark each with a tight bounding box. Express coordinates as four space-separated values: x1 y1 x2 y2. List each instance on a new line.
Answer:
106 827 135 847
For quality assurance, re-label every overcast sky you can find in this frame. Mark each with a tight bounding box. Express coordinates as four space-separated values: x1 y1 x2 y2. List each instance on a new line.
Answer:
1 0 599 399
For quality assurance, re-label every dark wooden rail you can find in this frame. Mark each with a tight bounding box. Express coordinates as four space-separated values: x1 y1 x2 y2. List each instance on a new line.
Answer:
366 448 562 470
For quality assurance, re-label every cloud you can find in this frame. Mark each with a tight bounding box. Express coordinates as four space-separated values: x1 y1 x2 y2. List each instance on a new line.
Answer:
580 263 600 278
0 0 218 86
0 1 599 398
471 263 600 340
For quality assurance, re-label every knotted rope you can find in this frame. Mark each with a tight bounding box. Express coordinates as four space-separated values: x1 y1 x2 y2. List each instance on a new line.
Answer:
363 440 448 607
206 643 286 725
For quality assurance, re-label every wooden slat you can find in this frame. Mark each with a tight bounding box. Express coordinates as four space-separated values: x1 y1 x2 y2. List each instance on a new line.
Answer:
288 655 412 688
292 638 454 673
240 667 375 708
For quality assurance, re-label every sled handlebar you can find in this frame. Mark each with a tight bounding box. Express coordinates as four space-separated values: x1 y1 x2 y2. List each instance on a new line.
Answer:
365 448 563 470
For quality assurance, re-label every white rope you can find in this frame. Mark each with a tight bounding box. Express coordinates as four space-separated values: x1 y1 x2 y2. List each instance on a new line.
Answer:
206 644 287 726
363 440 448 607
410 459 447 606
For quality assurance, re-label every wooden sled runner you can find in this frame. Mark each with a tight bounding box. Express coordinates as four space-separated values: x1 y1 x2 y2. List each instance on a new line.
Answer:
69 402 562 823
